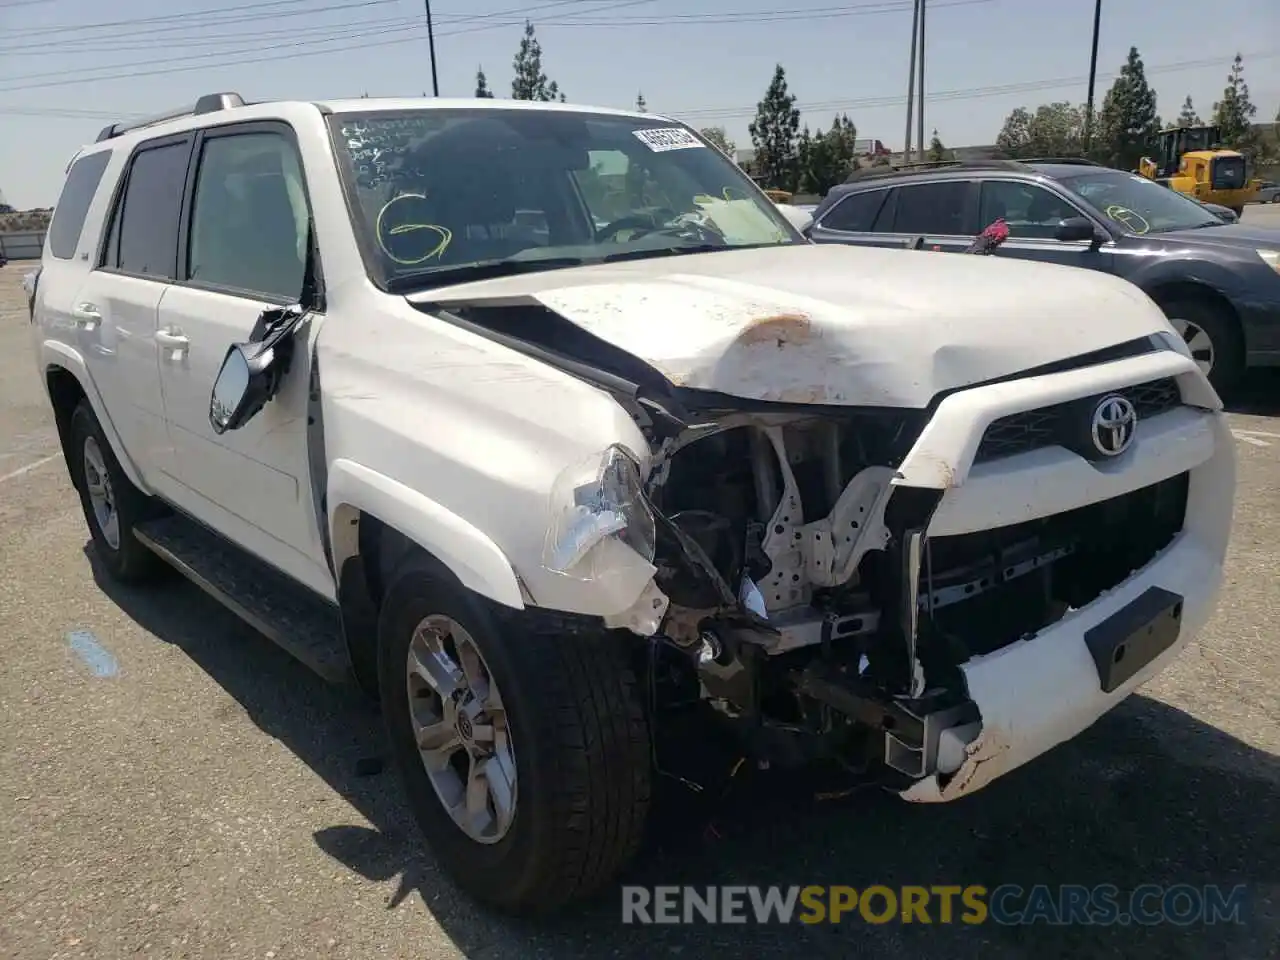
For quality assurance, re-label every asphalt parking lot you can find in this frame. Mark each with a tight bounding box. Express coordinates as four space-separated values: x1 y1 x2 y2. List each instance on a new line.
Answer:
2 209 1278 960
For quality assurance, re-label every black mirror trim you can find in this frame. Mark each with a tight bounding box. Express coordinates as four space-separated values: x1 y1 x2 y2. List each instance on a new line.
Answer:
209 305 309 434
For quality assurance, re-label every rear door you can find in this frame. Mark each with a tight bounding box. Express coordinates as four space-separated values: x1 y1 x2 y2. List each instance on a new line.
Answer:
72 134 194 483
807 187 897 248
979 178 1118 274
878 180 979 252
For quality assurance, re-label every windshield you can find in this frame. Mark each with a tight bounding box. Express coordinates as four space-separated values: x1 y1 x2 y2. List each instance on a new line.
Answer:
327 107 801 290
1060 170 1221 234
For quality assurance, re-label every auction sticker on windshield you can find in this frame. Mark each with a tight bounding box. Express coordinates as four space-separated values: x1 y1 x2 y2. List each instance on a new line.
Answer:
633 127 704 152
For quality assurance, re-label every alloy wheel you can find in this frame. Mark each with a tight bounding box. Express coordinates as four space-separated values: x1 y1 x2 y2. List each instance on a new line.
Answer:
405 615 517 844
82 435 121 550
1169 318 1214 377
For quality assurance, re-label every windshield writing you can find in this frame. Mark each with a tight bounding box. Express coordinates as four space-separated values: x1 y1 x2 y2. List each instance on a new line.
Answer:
1063 171 1220 234
329 109 798 288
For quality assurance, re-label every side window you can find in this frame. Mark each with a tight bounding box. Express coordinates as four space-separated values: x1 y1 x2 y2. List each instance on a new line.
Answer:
48 151 112 260
979 181 1080 239
105 140 191 278
819 189 888 232
890 181 969 235
187 131 309 300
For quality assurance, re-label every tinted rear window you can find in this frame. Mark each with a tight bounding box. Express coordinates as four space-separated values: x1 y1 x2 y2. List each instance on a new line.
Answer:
106 139 191 278
891 181 969 234
820 189 888 232
48 151 112 260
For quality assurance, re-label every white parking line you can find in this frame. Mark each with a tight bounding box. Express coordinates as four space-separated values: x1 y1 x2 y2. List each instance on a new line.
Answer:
0 453 59 484
1232 429 1276 448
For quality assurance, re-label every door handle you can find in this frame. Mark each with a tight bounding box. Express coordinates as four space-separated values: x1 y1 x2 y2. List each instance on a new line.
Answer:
155 328 190 361
71 302 101 328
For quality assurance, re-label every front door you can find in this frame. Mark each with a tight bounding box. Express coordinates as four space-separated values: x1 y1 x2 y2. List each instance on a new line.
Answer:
978 179 1117 273
155 121 332 597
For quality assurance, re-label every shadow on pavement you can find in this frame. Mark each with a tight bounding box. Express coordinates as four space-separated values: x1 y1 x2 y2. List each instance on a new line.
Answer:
1224 368 1280 417
90 547 1279 960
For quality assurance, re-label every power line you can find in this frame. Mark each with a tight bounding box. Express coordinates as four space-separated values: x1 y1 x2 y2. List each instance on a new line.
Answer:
0 0 959 57
0 0 975 90
3 0 395 37
671 51 1280 120
5 49 1271 123
0 0 956 54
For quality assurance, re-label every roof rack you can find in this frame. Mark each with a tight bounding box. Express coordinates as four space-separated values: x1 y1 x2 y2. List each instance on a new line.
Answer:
844 158 1027 183
95 92 247 143
1019 156 1103 166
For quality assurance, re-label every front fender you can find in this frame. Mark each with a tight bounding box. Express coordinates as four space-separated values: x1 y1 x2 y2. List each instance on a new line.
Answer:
40 340 150 493
327 458 525 610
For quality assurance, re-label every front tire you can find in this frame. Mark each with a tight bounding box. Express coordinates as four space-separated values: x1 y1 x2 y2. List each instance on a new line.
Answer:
1159 296 1245 396
68 401 165 584
377 558 651 913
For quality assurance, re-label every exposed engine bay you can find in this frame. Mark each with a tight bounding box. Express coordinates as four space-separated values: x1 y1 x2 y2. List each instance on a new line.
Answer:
622 409 1189 786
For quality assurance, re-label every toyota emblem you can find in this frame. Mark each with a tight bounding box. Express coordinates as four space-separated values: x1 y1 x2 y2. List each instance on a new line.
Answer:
1091 394 1137 456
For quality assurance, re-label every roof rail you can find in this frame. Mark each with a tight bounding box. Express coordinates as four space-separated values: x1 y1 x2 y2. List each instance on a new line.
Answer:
844 157 1027 183
95 92 246 143
1019 156 1103 166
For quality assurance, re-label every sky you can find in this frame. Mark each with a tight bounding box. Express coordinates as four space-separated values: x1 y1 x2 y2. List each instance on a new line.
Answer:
0 0 1277 208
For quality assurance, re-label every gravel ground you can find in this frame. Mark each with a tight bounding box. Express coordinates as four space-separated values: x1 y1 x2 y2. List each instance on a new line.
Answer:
1 211 1278 959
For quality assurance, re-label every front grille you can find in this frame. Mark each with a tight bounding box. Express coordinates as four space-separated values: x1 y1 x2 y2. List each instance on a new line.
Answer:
918 471 1189 660
974 377 1181 464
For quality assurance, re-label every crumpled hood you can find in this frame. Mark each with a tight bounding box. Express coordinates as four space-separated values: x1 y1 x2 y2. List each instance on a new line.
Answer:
411 244 1173 408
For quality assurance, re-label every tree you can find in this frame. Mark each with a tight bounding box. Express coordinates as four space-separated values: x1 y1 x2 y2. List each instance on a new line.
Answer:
747 64 801 191
1095 46 1160 169
475 67 494 99
635 91 646 112
927 129 950 162
1176 95 1200 127
798 114 858 194
1213 53 1259 156
511 21 565 102
995 102 1087 158
699 126 736 157
996 107 1033 157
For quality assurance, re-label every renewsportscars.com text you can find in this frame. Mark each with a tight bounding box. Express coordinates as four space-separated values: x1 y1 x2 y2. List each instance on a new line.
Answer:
621 884 1249 926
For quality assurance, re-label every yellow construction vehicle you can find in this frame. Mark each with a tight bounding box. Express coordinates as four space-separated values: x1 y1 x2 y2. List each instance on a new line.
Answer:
1137 124 1259 215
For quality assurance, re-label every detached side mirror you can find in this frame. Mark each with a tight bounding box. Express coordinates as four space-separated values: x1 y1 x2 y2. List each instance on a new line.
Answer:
210 341 278 434
209 304 308 434
1054 217 1099 243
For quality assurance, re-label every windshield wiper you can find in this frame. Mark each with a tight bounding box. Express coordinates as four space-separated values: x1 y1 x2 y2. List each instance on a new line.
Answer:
385 257 586 293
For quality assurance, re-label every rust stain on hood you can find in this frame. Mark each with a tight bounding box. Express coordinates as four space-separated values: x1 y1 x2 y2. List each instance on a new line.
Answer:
735 312 812 347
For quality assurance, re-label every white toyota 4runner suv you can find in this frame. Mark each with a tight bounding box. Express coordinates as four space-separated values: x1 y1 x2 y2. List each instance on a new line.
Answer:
31 93 1235 913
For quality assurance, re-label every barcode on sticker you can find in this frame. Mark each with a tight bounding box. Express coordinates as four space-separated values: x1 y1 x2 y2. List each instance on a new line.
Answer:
632 127 704 152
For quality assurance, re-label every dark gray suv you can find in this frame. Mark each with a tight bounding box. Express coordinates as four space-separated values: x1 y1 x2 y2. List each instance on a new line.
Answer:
806 158 1280 394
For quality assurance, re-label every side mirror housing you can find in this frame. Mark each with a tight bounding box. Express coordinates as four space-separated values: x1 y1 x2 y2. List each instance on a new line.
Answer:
1054 217 1099 243
775 202 814 234
210 341 279 434
209 304 309 434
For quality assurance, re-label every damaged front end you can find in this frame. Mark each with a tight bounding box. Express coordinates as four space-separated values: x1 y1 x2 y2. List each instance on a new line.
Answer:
420 296 1202 799
538 385 1191 796
538 400 994 790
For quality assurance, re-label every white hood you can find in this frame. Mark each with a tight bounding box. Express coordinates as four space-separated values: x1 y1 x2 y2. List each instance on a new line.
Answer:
411 244 1173 408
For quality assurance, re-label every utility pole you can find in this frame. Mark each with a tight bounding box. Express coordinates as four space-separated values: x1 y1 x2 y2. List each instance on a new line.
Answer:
916 0 927 161
424 0 440 96
1083 0 1101 150
902 0 920 162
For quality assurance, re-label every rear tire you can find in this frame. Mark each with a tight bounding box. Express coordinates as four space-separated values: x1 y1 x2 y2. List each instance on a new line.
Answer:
377 557 651 914
68 401 166 584
1157 296 1245 397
